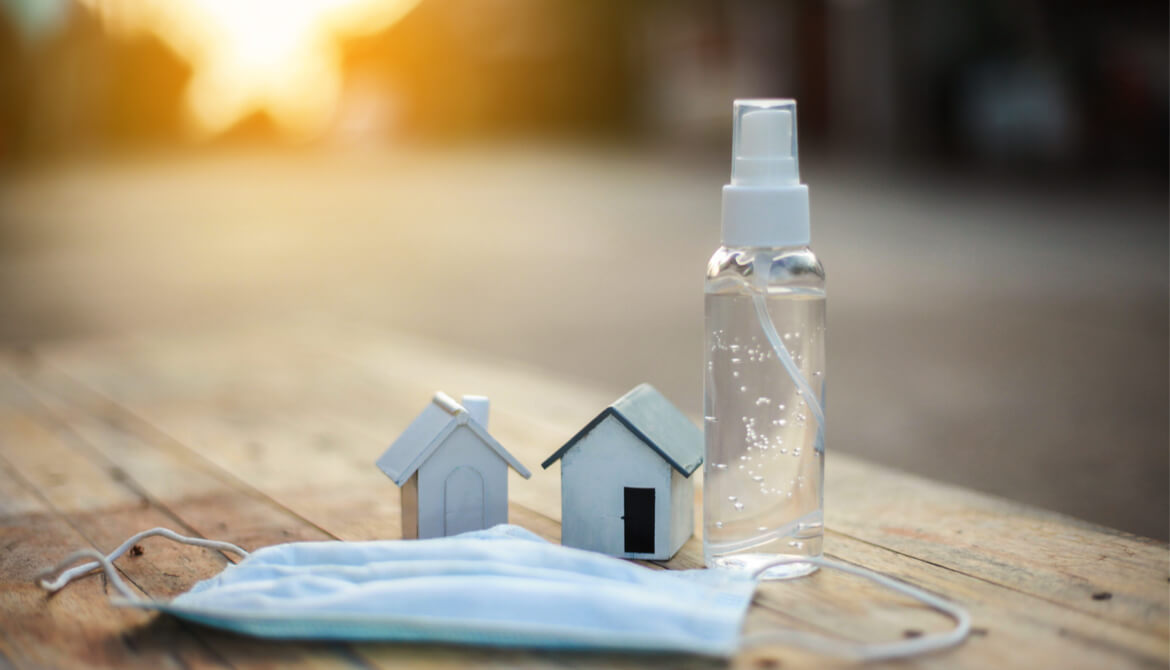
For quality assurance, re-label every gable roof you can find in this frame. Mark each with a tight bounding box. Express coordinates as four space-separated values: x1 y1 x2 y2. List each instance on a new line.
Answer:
541 384 703 476
376 392 531 486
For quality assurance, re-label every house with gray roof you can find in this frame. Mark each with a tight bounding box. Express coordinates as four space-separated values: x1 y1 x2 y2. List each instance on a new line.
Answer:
377 392 531 539
542 384 703 560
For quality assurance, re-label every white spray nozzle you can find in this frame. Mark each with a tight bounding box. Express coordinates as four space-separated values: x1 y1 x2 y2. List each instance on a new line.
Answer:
721 98 810 247
731 99 800 186
741 109 792 158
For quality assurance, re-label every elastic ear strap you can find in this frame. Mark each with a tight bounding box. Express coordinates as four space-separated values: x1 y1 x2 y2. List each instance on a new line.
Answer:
36 527 249 596
37 547 143 601
741 556 972 660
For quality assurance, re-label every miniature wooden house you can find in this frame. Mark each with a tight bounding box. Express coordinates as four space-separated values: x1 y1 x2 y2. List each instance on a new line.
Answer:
541 384 703 560
377 392 531 539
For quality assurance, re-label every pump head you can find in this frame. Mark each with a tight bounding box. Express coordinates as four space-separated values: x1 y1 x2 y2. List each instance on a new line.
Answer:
732 100 799 186
721 99 810 247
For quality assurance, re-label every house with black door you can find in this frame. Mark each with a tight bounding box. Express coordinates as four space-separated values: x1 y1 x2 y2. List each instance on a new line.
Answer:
541 384 703 560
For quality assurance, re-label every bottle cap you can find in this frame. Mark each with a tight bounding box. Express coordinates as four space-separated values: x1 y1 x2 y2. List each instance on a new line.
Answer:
721 99 810 247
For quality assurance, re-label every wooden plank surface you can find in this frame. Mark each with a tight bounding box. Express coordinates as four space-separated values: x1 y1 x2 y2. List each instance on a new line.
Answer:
0 322 1166 669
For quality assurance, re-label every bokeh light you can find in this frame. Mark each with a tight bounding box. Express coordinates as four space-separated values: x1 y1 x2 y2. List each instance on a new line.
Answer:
0 0 1165 542
79 0 420 138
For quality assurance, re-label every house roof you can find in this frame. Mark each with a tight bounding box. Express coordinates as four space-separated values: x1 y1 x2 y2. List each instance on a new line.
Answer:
541 384 703 476
376 392 531 486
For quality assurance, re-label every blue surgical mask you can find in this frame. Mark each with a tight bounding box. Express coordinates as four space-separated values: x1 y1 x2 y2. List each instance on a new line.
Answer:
38 524 969 660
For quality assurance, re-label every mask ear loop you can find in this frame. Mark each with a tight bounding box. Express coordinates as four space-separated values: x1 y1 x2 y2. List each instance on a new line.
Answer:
741 556 972 660
746 253 970 659
36 527 250 602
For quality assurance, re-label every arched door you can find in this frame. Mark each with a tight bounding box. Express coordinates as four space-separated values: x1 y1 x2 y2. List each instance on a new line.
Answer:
444 466 485 535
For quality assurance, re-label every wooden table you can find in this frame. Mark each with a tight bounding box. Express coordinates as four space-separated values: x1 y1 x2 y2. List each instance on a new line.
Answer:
1 324 1166 669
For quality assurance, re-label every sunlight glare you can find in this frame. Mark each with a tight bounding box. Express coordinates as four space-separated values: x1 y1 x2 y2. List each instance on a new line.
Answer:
81 0 422 139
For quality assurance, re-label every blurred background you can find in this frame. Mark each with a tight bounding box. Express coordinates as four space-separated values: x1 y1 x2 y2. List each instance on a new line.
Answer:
0 0 1166 538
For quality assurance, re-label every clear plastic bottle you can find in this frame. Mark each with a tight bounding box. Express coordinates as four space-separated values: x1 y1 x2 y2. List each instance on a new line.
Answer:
703 100 825 579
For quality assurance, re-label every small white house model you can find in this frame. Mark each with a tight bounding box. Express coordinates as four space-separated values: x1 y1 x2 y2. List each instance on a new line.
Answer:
377 392 531 539
541 384 703 560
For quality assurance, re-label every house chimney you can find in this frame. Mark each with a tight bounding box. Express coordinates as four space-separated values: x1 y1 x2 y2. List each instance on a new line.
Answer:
461 395 490 429
432 391 462 414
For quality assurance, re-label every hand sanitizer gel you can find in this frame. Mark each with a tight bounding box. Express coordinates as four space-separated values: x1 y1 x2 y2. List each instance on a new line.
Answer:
704 99 825 579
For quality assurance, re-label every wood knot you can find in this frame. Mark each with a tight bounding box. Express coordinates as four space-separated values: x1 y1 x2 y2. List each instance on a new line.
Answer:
1091 591 1112 601
902 629 924 638
129 544 144 557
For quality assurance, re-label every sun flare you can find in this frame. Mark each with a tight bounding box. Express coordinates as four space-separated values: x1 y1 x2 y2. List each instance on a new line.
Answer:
80 0 421 139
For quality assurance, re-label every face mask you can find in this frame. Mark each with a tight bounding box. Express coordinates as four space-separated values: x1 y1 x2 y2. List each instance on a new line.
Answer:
38 524 969 660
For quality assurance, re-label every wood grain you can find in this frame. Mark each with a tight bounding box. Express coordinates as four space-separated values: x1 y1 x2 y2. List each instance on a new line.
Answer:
1 323 1166 669
0 443 226 669
0 379 376 670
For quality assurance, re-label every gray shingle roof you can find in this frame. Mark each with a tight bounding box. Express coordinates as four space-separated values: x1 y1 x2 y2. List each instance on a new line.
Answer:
541 384 703 476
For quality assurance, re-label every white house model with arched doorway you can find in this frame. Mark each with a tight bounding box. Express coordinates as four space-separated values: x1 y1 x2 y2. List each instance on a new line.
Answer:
377 392 531 539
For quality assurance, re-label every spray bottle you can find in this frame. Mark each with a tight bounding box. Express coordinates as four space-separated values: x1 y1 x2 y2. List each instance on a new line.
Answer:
703 99 825 579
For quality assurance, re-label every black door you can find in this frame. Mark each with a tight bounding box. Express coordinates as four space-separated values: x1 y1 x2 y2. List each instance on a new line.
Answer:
623 487 655 553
